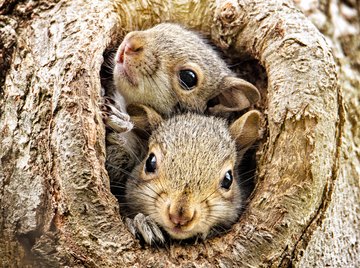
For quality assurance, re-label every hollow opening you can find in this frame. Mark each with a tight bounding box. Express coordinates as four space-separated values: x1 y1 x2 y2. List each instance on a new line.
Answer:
100 25 268 245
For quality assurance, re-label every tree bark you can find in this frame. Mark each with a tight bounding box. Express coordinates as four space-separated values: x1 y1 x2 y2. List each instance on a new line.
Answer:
0 0 358 267
292 1 360 266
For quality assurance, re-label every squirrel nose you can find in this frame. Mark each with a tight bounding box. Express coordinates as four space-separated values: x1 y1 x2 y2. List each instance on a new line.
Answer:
124 35 144 55
169 207 195 226
124 42 142 54
117 34 144 64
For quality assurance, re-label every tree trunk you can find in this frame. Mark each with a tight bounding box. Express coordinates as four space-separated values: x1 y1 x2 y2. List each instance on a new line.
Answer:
0 0 358 267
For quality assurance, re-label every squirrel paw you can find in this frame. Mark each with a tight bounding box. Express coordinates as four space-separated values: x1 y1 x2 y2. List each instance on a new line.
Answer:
102 97 133 133
125 213 165 246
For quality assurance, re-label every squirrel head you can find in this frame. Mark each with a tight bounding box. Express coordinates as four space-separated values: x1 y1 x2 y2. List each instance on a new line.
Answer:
113 23 260 116
125 105 261 240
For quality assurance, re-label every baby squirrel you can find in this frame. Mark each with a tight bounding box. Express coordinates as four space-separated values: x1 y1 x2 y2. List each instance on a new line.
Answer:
110 23 260 115
104 23 260 182
122 105 261 245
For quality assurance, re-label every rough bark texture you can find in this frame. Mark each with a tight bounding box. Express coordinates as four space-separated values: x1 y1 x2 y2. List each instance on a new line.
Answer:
0 0 357 267
294 1 360 266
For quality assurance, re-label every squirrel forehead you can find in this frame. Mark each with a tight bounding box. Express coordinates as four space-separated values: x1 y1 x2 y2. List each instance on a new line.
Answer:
145 23 230 73
150 113 237 166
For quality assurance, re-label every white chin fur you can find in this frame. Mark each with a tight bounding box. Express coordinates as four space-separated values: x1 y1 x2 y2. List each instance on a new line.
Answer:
165 225 209 240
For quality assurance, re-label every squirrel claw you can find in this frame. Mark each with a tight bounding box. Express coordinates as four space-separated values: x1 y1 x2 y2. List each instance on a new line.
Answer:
104 96 116 105
126 214 165 246
105 114 133 133
102 97 133 133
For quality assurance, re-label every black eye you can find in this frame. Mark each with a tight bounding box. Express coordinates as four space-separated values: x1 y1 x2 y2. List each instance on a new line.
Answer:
179 69 197 90
221 171 233 190
145 153 157 173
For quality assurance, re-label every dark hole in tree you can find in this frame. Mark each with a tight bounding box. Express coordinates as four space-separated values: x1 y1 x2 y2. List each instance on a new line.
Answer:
99 35 268 243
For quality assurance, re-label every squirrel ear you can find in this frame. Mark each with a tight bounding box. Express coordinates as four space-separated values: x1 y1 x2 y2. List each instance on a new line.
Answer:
209 76 260 114
127 104 163 131
229 110 261 151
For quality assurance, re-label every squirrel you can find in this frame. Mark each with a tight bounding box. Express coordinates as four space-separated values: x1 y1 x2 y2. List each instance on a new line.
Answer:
103 23 260 183
120 105 261 245
111 23 260 115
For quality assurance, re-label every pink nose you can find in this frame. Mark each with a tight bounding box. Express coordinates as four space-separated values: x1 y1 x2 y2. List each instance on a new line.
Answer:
169 209 195 226
170 214 189 226
117 37 143 64
124 43 135 54
117 47 125 63
124 36 143 54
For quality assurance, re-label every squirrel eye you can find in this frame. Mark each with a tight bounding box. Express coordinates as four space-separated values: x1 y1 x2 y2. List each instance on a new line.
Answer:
179 69 197 90
145 153 157 173
221 170 233 190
